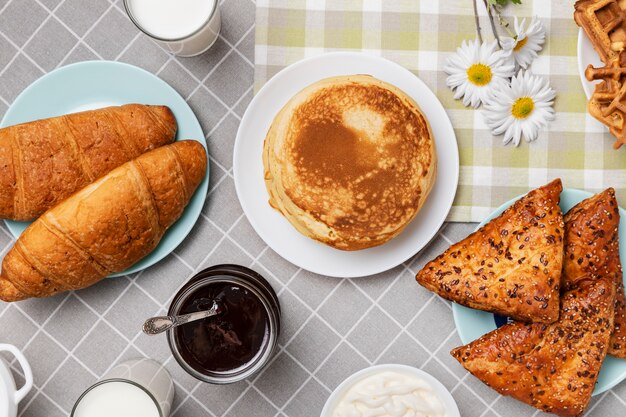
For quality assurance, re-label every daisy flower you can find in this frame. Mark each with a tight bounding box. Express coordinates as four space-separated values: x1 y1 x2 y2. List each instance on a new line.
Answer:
483 70 556 146
444 39 515 108
501 16 546 69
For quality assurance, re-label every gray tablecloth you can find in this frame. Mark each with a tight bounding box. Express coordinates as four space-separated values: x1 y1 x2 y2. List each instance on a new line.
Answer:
0 0 625 416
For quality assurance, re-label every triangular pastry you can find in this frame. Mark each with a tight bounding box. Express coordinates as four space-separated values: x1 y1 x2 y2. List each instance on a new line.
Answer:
562 188 626 358
416 179 564 323
451 276 616 417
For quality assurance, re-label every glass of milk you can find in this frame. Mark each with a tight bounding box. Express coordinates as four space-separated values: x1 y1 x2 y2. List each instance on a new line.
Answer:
123 0 221 57
71 359 175 417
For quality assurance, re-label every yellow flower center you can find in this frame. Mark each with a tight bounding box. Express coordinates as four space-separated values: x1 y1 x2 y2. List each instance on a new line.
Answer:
514 37 528 52
466 63 493 86
511 97 535 119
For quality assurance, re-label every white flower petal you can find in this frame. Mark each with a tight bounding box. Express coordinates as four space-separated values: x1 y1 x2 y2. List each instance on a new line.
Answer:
443 39 517 108
447 72 468 87
510 16 546 69
482 69 555 146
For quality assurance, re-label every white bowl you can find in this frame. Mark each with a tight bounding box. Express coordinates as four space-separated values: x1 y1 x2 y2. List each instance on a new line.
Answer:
320 364 460 417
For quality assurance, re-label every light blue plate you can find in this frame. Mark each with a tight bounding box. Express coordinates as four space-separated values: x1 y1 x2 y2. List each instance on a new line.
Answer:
452 188 626 395
0 61 208 277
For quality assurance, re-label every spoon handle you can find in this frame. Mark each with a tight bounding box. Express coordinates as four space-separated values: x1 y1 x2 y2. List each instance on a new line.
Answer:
142 302 222 335
173 305 221 326
142 316 175 335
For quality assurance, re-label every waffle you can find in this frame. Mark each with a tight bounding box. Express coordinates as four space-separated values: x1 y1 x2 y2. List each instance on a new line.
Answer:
586 56 626 148
574 0 626 64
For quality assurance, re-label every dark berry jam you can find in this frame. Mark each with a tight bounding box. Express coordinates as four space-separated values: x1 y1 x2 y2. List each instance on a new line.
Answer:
176 281 270 373
168 264 280 384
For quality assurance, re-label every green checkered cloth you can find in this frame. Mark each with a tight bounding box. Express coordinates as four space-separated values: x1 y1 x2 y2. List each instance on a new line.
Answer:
254 0 621 222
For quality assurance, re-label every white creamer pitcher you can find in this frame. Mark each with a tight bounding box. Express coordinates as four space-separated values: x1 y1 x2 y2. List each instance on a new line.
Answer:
0 344 33 417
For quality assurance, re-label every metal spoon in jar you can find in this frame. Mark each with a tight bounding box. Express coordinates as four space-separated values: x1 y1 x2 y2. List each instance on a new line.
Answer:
142 299 223 335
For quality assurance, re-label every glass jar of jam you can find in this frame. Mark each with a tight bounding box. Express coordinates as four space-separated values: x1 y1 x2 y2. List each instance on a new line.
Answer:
167 264 280 384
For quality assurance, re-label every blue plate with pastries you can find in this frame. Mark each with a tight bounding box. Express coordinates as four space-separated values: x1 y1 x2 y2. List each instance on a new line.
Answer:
0 61 208 277
452 188 626 395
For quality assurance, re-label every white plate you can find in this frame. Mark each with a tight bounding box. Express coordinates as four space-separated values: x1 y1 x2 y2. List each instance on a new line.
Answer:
577 27 604 99
319 364 460 417
233 52 459 278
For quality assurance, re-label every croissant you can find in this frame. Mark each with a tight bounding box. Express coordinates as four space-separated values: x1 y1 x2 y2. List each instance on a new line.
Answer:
0 141 207 302
0 104 177 221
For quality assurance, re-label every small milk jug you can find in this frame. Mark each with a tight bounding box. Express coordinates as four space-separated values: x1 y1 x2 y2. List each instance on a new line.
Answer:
0 344 33 417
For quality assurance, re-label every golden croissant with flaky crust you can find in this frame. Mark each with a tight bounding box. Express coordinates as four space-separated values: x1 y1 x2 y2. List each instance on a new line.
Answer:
416 179 564 323
0 104 177 221
0 141 206 302
452 276 616 417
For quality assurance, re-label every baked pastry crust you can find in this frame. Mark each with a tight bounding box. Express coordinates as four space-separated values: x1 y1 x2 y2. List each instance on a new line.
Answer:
584 58 626 149
575 0 626 148
416 179 564 323
562 188 626 358
452 276 616 417
574 0 626 65
0 141 206 302
263 75 436 251
0 104 177 220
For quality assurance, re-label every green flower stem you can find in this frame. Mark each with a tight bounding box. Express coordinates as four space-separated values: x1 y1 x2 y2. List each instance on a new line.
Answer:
483 0 502 48
473 0 484 43
493 5 516 38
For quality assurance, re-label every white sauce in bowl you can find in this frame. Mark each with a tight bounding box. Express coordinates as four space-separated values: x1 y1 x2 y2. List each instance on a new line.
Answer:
331 370 446 417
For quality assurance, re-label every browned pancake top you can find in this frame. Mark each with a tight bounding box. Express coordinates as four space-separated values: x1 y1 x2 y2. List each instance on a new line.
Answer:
283 82 433 236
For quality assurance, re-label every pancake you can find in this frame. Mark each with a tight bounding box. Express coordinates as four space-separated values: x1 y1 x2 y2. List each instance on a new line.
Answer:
263 75 437 251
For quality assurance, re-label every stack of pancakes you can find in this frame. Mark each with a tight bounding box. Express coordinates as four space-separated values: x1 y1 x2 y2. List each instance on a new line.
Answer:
263 75 436 251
